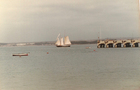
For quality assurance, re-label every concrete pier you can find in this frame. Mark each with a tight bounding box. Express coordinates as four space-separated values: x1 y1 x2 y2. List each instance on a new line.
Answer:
97 40 105 48
97 39 140 48
114 40 122 48
105 40 114 48
131 40 140 47
122 40 132 47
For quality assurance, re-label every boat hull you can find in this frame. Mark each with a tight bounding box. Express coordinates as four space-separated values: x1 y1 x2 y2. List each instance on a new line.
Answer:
56 44 71 47
13 53 28 56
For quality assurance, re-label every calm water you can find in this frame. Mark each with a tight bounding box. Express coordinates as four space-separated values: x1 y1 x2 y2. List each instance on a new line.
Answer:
0 44 140 90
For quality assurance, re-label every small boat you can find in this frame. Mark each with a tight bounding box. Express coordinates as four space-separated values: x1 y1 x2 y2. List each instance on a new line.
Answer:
55 34 71 47
12 53 28 56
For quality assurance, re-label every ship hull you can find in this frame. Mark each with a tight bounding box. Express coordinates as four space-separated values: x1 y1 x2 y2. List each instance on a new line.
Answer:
56 44 70 47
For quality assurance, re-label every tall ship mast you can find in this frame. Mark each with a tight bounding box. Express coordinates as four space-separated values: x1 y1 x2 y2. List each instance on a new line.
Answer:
55 34 71 47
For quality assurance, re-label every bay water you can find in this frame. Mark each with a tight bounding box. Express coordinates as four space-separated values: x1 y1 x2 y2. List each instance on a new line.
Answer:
0 44 140 90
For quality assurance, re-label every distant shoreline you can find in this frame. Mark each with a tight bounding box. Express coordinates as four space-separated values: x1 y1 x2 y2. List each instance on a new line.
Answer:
1 37 139 47
0 40 97 47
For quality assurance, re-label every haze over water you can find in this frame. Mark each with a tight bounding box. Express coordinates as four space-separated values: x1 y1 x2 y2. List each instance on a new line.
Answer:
0 44 140 90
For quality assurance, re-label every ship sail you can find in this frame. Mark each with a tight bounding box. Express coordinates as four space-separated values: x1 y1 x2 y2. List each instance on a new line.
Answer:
55 34 71 47
60 38 64 45
55 38 60 45
64 36 71 45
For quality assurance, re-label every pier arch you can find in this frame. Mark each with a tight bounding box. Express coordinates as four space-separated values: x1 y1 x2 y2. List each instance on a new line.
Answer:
97 40 106 48
123 43 131 47
105 40 114 48
131 40 140 47
133 43 139 47
98 44 105 48
115 43 122 47
123 40 132 47
114 40 123 48
106 43 113 48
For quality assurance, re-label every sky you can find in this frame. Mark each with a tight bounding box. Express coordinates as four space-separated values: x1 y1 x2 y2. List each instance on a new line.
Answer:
0 0 139 43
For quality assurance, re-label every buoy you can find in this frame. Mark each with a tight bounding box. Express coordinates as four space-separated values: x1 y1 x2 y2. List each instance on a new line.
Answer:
94 50 97 52
47 52 49 54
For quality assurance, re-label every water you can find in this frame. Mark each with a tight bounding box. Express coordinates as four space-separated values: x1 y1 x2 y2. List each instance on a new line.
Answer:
0 44 140 90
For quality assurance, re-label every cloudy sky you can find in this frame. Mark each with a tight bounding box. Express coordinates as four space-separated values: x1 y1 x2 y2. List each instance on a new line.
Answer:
0 0 139 43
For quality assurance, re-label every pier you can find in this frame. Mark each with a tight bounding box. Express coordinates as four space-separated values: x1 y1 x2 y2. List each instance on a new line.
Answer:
97 39 140 48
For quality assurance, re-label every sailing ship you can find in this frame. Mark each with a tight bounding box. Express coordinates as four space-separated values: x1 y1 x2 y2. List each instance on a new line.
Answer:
55 34 71 47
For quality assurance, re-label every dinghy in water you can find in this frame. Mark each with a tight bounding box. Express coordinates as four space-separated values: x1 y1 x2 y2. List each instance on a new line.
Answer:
12 53 28 56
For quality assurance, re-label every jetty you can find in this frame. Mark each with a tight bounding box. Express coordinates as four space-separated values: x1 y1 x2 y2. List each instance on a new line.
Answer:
97 39 140 48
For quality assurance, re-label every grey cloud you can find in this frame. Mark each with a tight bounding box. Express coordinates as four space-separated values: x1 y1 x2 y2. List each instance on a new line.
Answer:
0 0 139 42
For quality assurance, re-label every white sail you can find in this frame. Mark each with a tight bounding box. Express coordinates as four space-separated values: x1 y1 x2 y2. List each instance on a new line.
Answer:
55 38 60 45
57 34 60 39
60 38 64 45
64 36 71 45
